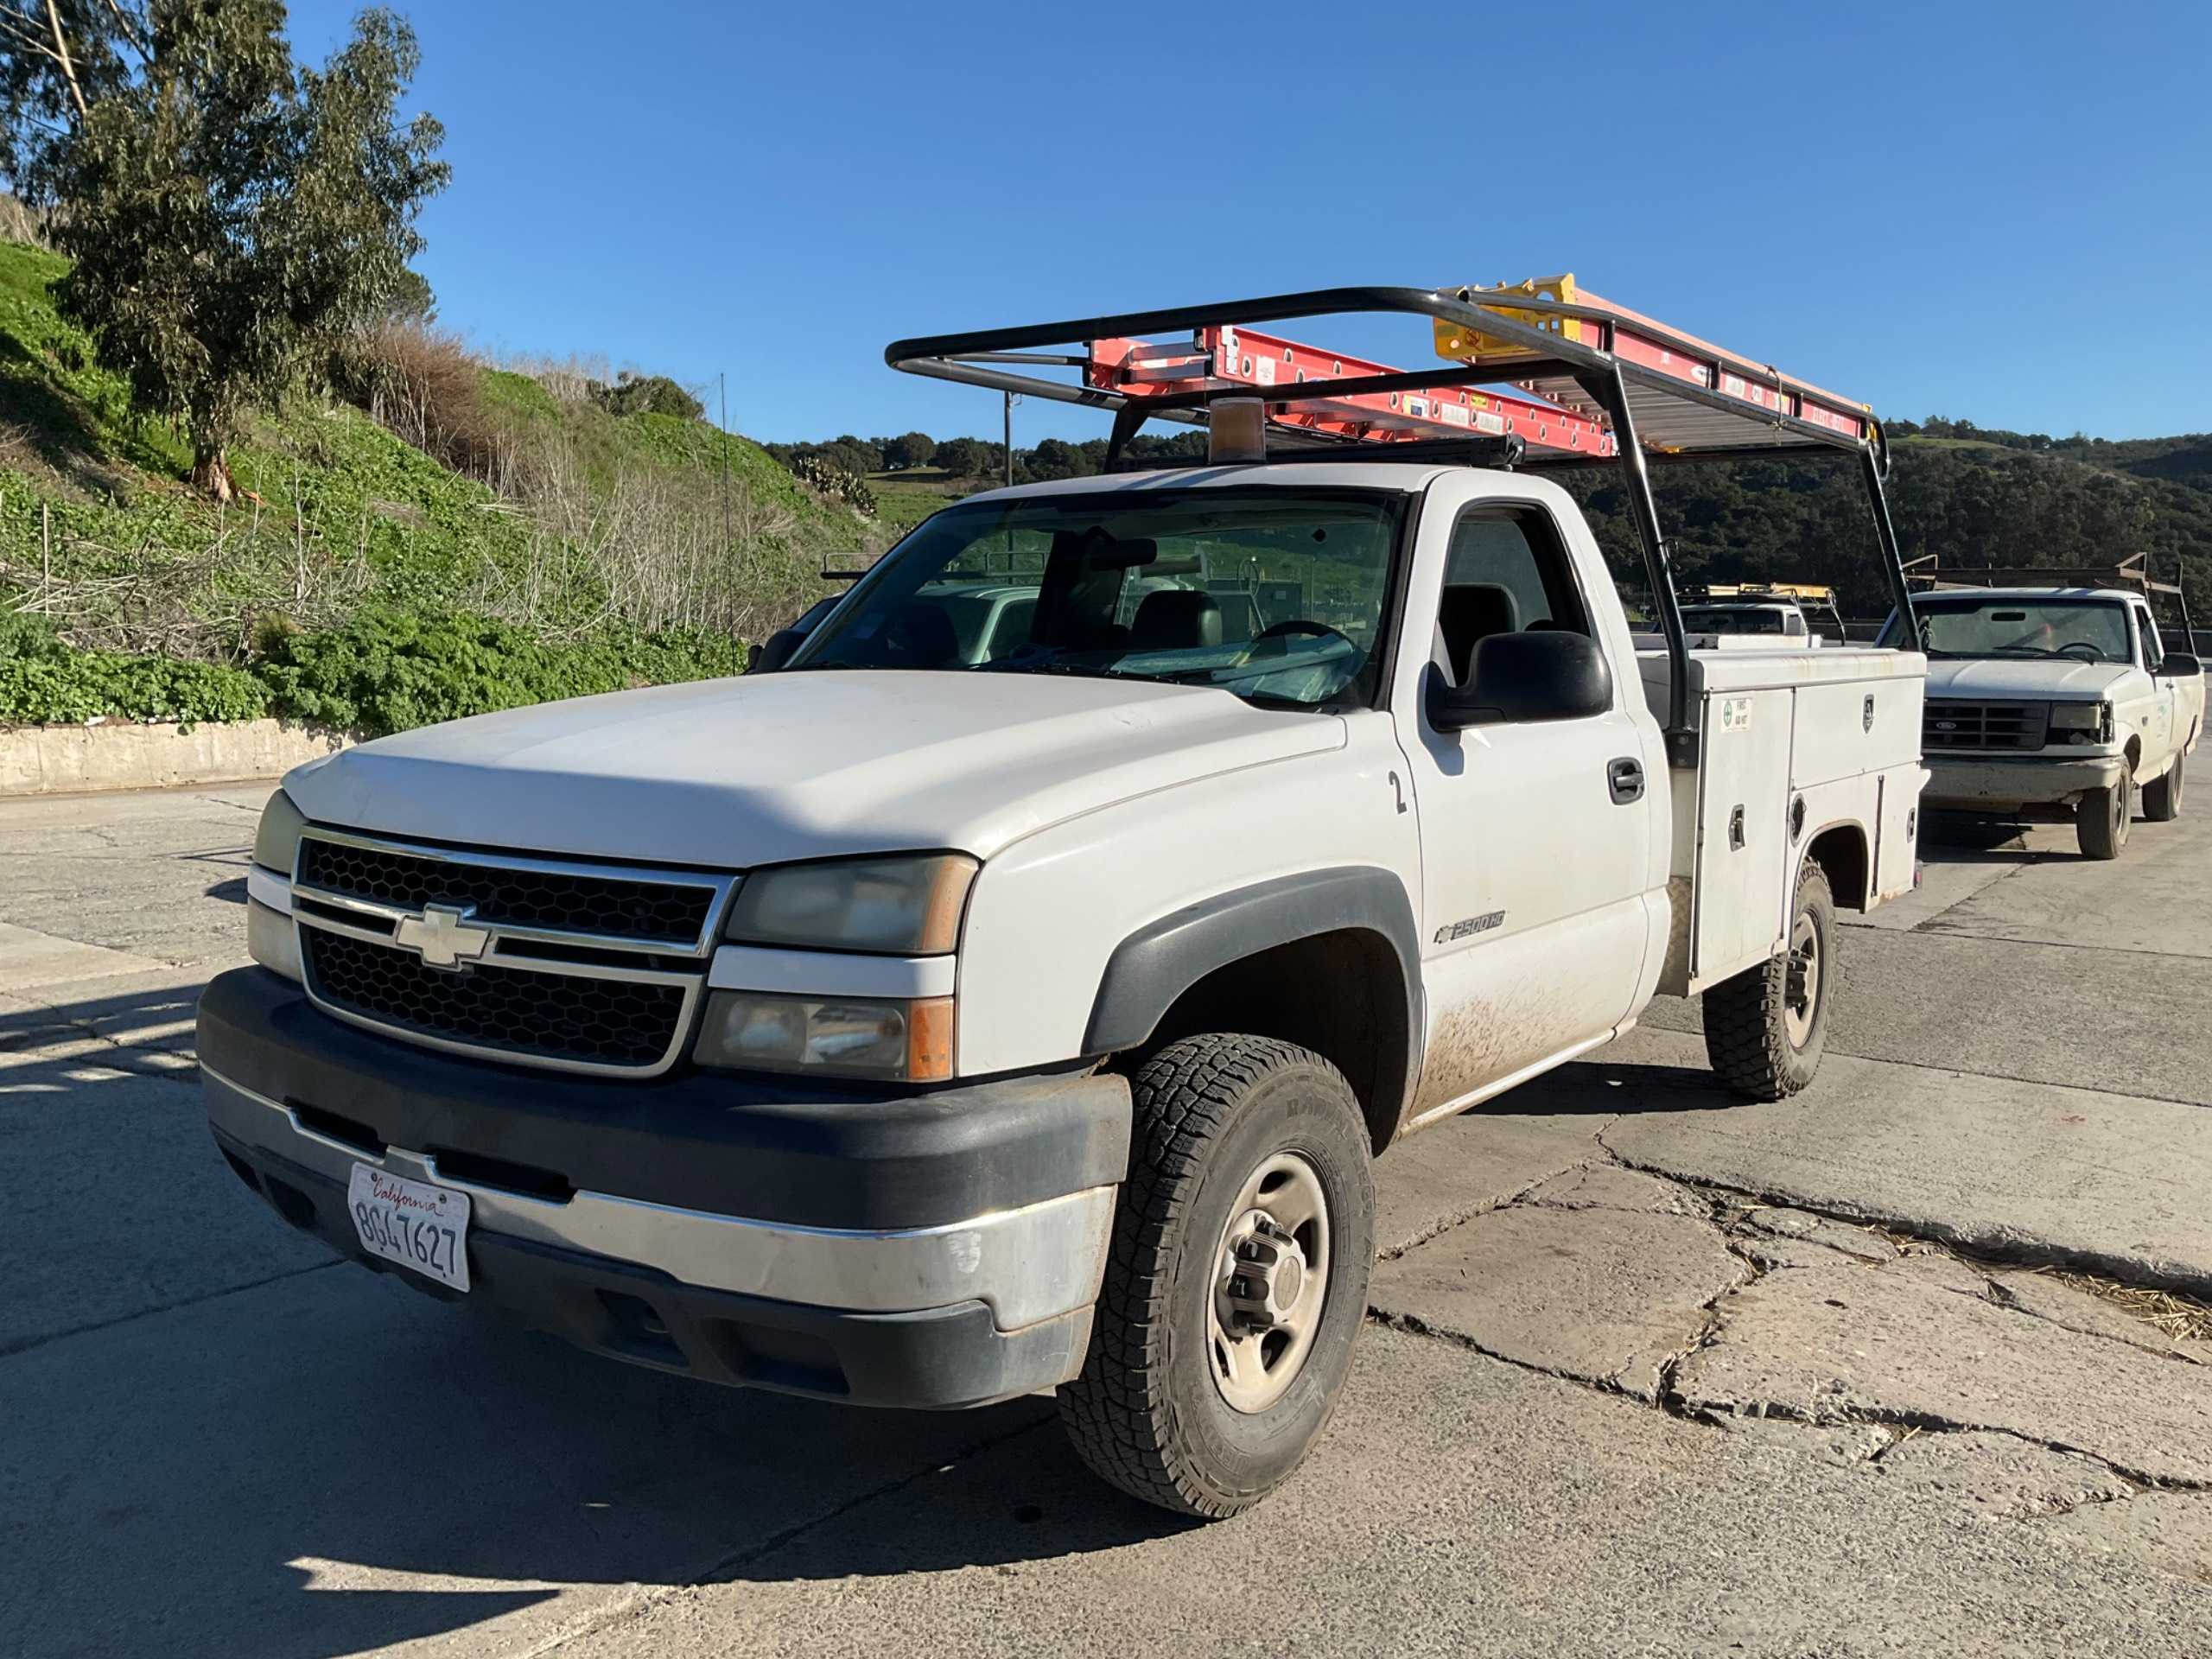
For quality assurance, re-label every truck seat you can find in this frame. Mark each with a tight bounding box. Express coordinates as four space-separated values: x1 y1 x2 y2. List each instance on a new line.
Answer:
1435 584 1522 683
1131 590 1224 651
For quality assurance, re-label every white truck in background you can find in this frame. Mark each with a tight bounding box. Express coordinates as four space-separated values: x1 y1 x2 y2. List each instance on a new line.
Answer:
1883 577 2204 857
199 283 1929 1519
1680 582 1850 643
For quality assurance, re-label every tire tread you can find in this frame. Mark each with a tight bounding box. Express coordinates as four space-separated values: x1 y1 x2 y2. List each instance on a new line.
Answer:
1058 1034 1357 1519
1701 862 1832 1102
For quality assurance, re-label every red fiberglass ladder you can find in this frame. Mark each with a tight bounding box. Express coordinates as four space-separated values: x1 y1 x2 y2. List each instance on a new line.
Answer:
1081 275 1875 462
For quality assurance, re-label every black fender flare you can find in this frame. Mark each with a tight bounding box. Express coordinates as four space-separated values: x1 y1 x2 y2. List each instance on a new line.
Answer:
1081 866 1423 1070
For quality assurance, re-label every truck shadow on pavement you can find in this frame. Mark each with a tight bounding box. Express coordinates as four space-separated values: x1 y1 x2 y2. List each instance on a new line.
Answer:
6 984 1754 1659
2 981 1199 1659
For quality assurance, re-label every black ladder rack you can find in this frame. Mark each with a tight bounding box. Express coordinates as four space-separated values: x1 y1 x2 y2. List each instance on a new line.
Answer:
886 285 1920 766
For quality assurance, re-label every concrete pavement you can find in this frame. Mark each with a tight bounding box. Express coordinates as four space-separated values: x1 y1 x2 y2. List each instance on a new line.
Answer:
3 786 2210 1656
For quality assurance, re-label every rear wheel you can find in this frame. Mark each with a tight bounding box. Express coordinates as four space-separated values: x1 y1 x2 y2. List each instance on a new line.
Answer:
2143 751 2185 823
2076 765 2133 858
1702 861 1835 1101
1058 1034 1375 1519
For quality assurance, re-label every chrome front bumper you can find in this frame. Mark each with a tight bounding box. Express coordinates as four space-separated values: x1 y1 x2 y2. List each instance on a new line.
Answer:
1922 753 2128 811
202 1061 1115 1335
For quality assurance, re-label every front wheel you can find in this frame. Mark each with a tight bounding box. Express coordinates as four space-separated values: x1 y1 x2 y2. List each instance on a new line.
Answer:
2076 765 2133 858
2143 751 2184 823
1058 1034 1376 1519
1702 861 1835 1101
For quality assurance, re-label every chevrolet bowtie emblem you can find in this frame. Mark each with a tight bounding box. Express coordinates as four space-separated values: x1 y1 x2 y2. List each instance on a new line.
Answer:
393 903 493 971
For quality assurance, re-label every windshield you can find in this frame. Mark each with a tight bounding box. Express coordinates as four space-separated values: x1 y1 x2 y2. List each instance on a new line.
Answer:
1683 606 1789 635
1884 597 2133 663
791 487 1408 709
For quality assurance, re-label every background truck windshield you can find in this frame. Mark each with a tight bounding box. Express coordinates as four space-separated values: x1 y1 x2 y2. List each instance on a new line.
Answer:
791 488 1407 708
1684 606 1791 636
1890 596 2133 663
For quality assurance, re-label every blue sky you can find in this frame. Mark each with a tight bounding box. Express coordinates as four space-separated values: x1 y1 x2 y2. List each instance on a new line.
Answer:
289 0 2210 445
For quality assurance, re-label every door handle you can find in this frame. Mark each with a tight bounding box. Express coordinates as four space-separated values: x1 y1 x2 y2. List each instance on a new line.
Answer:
1607 757 1645 804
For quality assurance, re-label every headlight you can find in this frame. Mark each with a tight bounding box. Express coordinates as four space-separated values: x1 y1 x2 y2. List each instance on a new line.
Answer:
723 855 977 955
2048 702 2113 742
694 991 954 1081
253 788 308 874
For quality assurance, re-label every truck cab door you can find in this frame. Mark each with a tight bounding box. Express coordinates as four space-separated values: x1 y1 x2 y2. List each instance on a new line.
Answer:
1387 478 1668 1132
2136 602 2176 764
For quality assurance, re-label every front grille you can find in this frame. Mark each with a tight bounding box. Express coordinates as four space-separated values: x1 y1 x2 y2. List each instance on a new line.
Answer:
302 928 687 1070
1923 700 2049 753
297 836 715 947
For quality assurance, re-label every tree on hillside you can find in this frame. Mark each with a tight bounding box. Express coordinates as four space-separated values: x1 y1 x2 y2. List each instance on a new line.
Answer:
1028 437 1094 480
882 429 936 470
933 436 995 480
592 372 705 421
0 2 448 499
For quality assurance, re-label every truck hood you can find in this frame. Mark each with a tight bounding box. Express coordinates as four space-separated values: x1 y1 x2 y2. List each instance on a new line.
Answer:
282 671 1344 868
1923 658 2136 701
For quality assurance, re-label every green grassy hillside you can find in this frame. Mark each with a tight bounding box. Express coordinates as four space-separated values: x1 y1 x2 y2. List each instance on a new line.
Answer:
0 241 861 732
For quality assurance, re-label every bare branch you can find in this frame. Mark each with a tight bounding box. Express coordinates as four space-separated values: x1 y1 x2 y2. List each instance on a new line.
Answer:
102 0 143 60
0 10 69 64
42 0 87 122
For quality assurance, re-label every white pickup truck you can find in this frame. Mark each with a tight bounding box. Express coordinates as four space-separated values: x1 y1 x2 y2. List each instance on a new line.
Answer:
199 285 1929 1518
1882 586 2205 857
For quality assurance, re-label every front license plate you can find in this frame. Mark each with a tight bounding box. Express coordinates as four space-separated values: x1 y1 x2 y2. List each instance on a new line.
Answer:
347 1165 471 1292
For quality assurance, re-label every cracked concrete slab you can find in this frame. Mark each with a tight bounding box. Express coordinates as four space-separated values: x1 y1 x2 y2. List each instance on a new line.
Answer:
1987 1272 2212 1364
1522 1163 1707 1216
1885 1250 1999 1294
1705 1414 1897 1465
1872 1430 2136 1518
1741 1206 1899 1262
1672 1264 2212 1487
593 1325 2212 1659
1600 1027 2212 1294
1730 1230 1872 1271
2036 1492 2212 1588
1847 1255 2205 1364
1370 1203 1745 1399
1371 1109 1605 1255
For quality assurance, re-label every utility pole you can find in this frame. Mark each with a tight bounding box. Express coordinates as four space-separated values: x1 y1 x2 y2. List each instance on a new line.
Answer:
1003 390 1020 490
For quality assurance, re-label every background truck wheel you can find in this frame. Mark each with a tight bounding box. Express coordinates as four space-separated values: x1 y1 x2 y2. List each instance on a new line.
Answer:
1702 861 1835 1101
1058 1034 1375 1519
2143 752 2184 823
2075 766 2133 857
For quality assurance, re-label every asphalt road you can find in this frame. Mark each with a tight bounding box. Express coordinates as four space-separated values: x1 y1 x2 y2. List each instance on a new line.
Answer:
3 786 2210 1657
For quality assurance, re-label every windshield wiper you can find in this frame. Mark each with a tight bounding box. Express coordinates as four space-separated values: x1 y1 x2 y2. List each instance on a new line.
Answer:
974 653 1123 680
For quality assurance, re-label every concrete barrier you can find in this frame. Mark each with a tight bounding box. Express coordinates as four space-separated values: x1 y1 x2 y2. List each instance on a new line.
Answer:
0 718 353 796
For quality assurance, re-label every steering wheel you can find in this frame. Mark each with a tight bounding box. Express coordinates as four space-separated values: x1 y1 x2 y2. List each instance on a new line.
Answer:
2056 641 2106 661
1243 618 1353 658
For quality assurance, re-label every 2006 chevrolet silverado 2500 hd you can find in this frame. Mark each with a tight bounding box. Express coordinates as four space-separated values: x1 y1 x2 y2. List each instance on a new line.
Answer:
1880 585 2204 858
199 284 1931 1517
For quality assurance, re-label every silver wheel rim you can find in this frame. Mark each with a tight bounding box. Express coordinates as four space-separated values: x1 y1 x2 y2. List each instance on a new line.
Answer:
1207 1151 1331 1414
2117 772 2132 844
1783 911 1821 1049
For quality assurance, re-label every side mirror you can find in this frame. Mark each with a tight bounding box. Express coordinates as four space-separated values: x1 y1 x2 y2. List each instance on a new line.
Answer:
2164 652 2202 677
1428 630 1613 733
747 627 808 675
